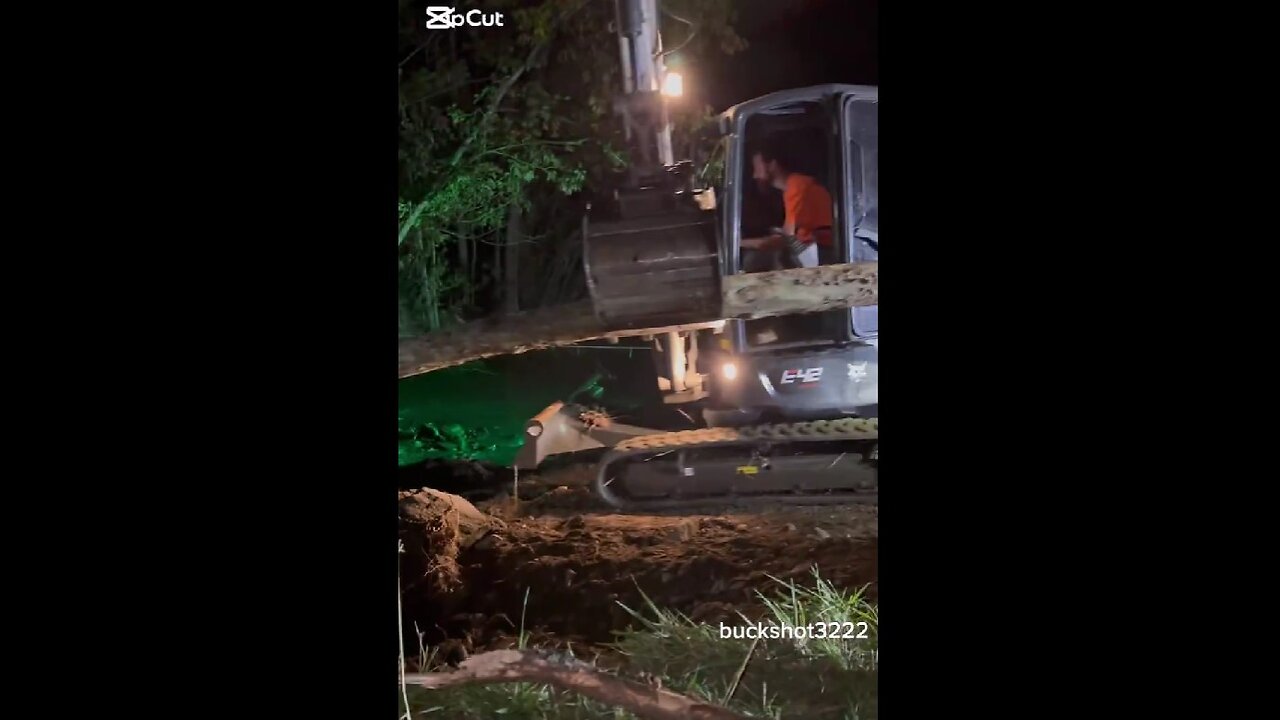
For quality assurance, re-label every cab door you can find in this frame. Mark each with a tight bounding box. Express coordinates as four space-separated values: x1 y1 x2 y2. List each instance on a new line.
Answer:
840 91 878 339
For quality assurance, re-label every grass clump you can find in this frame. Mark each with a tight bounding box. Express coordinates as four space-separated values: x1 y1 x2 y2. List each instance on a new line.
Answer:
614 567 877 719
403 568 876 719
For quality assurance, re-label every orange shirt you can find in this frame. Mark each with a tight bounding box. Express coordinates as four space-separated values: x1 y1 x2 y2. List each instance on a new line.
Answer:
784 173 834 245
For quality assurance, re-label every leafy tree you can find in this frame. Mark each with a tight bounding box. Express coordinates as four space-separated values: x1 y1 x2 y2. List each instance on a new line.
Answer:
398 0 743 334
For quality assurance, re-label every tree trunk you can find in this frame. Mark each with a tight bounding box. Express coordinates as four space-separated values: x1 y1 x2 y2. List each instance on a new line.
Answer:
504 204 522 315
463 221 478 304
398 261 877 378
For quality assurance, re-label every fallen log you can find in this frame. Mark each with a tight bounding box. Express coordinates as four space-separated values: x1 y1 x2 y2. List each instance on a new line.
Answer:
398 261 877 378
407 649 749 720
721 262 877 319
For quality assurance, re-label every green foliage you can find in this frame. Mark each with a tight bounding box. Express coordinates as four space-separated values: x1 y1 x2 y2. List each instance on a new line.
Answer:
397 418 512 465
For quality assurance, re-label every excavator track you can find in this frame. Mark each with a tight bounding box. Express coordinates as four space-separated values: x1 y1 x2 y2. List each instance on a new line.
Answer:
594 417 878 510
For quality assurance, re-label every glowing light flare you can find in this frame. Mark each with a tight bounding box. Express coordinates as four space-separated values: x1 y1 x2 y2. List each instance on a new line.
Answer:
721 362 737 381
661 72 684 98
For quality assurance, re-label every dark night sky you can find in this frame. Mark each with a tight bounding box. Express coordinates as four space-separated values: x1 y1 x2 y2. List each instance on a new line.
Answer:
699 0 878 112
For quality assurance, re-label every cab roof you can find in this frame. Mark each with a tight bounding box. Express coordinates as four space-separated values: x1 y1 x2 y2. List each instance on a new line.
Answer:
718 84 878 132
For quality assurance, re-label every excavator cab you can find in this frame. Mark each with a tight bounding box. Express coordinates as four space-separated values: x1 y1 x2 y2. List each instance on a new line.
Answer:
703 84 878 426
582 84 878 427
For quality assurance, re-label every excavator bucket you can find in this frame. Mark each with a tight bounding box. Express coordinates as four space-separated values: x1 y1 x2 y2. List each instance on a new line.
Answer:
582 202 720 331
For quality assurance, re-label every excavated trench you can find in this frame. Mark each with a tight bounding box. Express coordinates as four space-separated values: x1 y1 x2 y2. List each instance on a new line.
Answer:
398 461 878 665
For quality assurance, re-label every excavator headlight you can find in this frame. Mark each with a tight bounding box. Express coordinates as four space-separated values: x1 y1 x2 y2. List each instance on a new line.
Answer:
721 362 737 381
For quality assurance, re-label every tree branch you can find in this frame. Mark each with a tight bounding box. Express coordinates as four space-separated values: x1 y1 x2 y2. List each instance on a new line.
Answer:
478 139 586 159
408 649 749 720
658 6 698 58
398 201 430 247
447 0 592 169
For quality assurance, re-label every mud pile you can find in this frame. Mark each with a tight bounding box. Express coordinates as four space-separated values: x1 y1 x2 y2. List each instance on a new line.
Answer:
399 486 878 659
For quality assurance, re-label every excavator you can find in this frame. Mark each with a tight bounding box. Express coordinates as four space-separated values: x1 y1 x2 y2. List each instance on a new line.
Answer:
516 0 878 510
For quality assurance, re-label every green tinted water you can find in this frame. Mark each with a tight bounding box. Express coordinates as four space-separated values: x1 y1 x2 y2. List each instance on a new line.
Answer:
397 346 655 467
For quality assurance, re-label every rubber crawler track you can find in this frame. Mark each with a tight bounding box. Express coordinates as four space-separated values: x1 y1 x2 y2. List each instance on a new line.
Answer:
594 417 878 510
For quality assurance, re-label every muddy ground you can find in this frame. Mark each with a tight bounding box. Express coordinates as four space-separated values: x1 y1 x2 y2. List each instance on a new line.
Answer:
399 461 878 666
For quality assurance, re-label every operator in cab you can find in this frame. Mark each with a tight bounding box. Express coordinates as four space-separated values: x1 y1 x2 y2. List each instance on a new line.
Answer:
740 139 834 270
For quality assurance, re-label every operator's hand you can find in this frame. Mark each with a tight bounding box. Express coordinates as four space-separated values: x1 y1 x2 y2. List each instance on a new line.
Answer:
741 234 781 250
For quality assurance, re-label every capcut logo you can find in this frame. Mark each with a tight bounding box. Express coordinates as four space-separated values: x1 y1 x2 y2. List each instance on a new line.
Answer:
425 6 506 29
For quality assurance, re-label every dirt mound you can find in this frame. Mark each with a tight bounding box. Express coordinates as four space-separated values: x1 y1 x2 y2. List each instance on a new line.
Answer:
402 501 877 656
399 488 504 605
